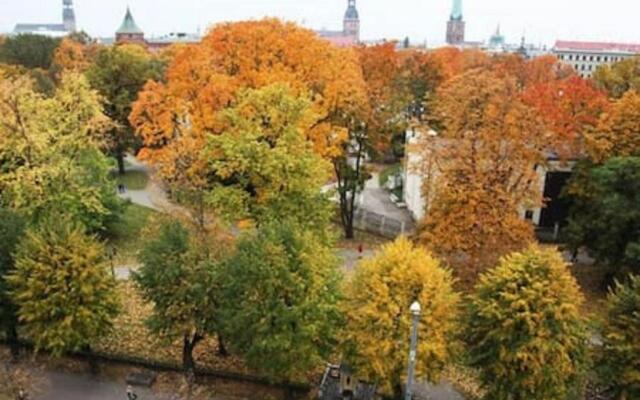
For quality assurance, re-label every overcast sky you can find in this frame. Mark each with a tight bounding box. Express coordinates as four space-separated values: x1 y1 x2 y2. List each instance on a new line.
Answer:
0 0 638 47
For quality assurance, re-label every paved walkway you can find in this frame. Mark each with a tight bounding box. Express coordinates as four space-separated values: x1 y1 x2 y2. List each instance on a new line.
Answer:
359 173 414 227
33 370 172 400
117 155 189 216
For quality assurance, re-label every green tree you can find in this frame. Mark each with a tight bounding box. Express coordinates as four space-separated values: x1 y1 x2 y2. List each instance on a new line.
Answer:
86 44 164 174
0 73 120 233
464 246 588 400
0 208 25 358
594 56 640 98
566 158 640 277
218 222 342 381
601 275 640 399
341 237 459 398
206 84 333 232
0 34 60 70
6 218 119 356
134 217 227 374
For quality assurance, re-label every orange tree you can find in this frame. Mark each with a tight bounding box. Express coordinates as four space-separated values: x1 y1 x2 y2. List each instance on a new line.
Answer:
418 68 546 283
523 75 609 159
130 19 369 236
586 90 640 163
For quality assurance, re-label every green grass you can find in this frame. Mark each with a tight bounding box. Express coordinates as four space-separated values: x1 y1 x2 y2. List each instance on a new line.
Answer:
106 203 156 265
110 169 149 191
378 163 402 187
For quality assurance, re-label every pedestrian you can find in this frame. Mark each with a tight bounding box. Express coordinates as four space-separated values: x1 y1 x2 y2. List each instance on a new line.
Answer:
358 243 363 259
126 385 138 400
17 387 28 400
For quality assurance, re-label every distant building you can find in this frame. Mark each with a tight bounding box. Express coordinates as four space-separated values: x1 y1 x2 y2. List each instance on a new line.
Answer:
13 0 76 37
114 7 200 50
445 0 465 45
115 7 145 45
317 0 360 47
487 25 506 50
553 40 640 78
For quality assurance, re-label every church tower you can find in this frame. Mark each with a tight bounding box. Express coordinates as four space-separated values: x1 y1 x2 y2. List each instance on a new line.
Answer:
62 0 76 32
343 0 360 42
116 7 145 45
446 0 465 45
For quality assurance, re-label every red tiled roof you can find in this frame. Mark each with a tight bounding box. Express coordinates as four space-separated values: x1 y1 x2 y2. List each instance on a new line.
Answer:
317 32 357 47
554 40 640 53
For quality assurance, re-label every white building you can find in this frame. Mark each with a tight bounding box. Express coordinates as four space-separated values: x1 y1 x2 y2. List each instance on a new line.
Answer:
402 129 574 231
13 0 76 37
553 40 640 78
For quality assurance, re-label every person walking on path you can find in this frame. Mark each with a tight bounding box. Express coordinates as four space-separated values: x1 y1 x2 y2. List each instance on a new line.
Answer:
126 385 138 400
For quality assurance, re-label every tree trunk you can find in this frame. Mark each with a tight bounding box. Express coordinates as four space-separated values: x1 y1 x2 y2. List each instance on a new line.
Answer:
116 151 126 175
182 333 203 375
391 382 404 400
217 334 228 357
82 344 99 375
344 220 355 239
6 324 20 360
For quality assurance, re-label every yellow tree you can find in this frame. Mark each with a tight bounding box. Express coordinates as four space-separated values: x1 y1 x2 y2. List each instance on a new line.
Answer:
342 237 459 398
0 72 116 231
587 90 640 163
418 69 546 283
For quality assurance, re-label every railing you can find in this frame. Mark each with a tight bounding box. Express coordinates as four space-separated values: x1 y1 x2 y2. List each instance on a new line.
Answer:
353 208 411 239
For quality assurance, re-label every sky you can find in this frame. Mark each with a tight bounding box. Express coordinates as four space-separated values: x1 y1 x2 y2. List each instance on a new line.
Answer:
0 0 638 47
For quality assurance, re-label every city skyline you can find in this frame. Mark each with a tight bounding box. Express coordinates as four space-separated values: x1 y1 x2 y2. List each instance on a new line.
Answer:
1 0 639 46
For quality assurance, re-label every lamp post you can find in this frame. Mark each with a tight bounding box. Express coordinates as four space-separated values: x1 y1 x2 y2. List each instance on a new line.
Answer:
405 301 421 400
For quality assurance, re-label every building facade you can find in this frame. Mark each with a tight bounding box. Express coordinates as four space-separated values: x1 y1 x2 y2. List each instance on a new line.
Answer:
446 0 465 45
13 0 76 37
317 0 360 47
553 41 640 78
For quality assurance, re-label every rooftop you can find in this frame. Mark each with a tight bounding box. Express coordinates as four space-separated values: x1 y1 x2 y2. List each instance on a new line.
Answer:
554 40 640 54
14 23 67 33
117 7 143 35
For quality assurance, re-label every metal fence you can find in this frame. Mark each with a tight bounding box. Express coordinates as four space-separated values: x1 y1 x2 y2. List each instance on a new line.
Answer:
353 208 412 239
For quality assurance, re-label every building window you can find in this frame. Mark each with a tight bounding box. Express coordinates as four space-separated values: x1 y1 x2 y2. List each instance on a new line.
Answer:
525 210 534 221
590 55 594 61
597 56 601 62
568 54 573 61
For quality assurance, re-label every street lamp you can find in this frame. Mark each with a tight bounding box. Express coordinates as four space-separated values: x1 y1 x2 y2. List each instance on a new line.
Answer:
405 301 421 400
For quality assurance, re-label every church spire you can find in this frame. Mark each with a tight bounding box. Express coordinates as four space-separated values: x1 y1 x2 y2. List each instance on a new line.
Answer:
343 0 360 42
62 0 76 32
451 0 463 21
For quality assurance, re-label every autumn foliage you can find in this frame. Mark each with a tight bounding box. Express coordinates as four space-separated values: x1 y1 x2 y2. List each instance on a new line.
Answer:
418 69 546 281
130 19 367 185
464 246 588 400
342 237 459 397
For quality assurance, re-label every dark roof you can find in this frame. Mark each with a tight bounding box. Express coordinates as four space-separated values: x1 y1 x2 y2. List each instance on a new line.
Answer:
117 7 143 34
344 1 359 20
14 23 67 33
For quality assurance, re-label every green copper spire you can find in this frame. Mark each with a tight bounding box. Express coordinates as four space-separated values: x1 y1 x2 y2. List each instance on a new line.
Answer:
116 7 143 34
451 0 463 21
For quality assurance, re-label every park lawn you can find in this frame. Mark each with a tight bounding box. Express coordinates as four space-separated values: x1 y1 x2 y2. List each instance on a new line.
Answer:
378 163 402 187
107 203 157 265
110 169 149 191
